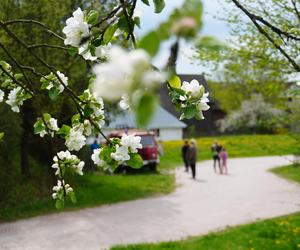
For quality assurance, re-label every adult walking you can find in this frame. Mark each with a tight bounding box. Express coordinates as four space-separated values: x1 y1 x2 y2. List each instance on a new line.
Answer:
188 139 197 179
181 140 190 172
211 140 222 173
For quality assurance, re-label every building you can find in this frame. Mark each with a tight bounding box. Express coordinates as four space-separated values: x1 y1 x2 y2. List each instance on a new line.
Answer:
159 74 226 136
103 106 186 141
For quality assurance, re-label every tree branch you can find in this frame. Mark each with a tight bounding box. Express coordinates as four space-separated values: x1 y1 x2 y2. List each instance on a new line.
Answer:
120 0 136 47
231 0 300 72
2 19 64 40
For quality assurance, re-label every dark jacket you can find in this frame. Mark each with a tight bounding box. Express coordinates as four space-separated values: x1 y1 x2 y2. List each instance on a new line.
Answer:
188 145 197 164
181 145 189 158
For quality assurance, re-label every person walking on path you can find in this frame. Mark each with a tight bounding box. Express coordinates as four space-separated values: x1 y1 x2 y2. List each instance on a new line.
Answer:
188 139 197 179
181 140 190 172
219 148 228 174
211 140 222 174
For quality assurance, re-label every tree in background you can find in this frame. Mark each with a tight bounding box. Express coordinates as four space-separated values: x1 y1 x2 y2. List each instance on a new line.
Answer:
218 94 284 134
193 0 299 129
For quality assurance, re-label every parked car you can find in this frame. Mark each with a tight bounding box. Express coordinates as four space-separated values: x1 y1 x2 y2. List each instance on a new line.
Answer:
108 129 159 171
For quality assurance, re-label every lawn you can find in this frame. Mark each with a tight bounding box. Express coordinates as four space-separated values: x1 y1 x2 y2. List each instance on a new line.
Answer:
160 134 297 170
0 172 174 222
112 212 300 250
271 164 300 184
111 164 300 250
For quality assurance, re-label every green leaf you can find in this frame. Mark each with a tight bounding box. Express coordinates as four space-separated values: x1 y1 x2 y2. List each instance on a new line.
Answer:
183 104 197 119
141 0 150 5
136 93 157 128
92 38 102 47
126 153 143 169
169 75 181 88
71 114 81 125
138 31 160 57
34 119 45 134
57 124 71 138
68 46 79 57
48 87 60 101
100 145 115 163
55 199 64 209
14 73 23 80
134 16 141 28
153 0 165 13
103 24 118 44
0 132 5 142
118 16 131 33
84 105 94 117
171 87 185 96
43 113 51 122
87 10 99 25
69 192 77 204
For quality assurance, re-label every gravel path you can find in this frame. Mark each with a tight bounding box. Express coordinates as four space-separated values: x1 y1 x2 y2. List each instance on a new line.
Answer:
0 156 300 250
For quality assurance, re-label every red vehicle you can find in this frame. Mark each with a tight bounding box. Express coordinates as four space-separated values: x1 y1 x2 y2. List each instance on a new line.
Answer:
108 129 159 171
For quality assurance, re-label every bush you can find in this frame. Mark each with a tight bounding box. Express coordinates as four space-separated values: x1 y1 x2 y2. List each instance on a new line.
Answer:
218 94 283 134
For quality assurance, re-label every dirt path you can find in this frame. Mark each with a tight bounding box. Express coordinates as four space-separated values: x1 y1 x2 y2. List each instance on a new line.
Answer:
0 156 299 250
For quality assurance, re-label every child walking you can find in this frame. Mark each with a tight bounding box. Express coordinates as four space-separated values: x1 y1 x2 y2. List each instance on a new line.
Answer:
219 148 228 174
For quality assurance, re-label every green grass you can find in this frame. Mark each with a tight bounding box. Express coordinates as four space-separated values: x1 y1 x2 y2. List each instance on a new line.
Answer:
160 134 297 170
111 212 300 250
271 164 300 184
111 163 300 250
0 172 174 222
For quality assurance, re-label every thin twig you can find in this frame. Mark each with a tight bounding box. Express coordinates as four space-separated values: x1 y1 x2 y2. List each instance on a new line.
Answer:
3 19 64 40
120 0 136 47
231 0 300 72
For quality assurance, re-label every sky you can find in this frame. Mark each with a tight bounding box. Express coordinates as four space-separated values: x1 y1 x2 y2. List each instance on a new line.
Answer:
135 0 235 75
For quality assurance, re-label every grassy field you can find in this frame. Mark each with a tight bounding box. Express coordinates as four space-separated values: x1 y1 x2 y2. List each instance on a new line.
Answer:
0 172 174 222
160 134 297 170
112 212 300 250
112 164 300 250
271 164 300 184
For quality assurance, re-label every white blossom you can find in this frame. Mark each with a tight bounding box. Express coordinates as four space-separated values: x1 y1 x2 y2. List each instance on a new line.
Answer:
65 127 86 151
83 120 92 136
62 8 90 47
74 161 84 175
6 87 23 113
57 150 72 160
49 118 59 132
52 180 73 200
91 148 102 165
45 71 68 93
79 43 97 61
92 46 150 101
52 150 84 175
95 43 112 58
64 184 73 194
119 94 130 110
111 145 130 162
180 79 203 99
56 71 68 93
0 89 4 102
121 134 142 153
171 17 197 35
142 71 165 88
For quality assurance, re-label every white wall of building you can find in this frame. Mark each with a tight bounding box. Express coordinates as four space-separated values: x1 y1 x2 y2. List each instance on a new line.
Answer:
159 128 183 141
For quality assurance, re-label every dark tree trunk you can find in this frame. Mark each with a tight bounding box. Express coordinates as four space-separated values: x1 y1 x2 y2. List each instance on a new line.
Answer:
20 102 34 177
